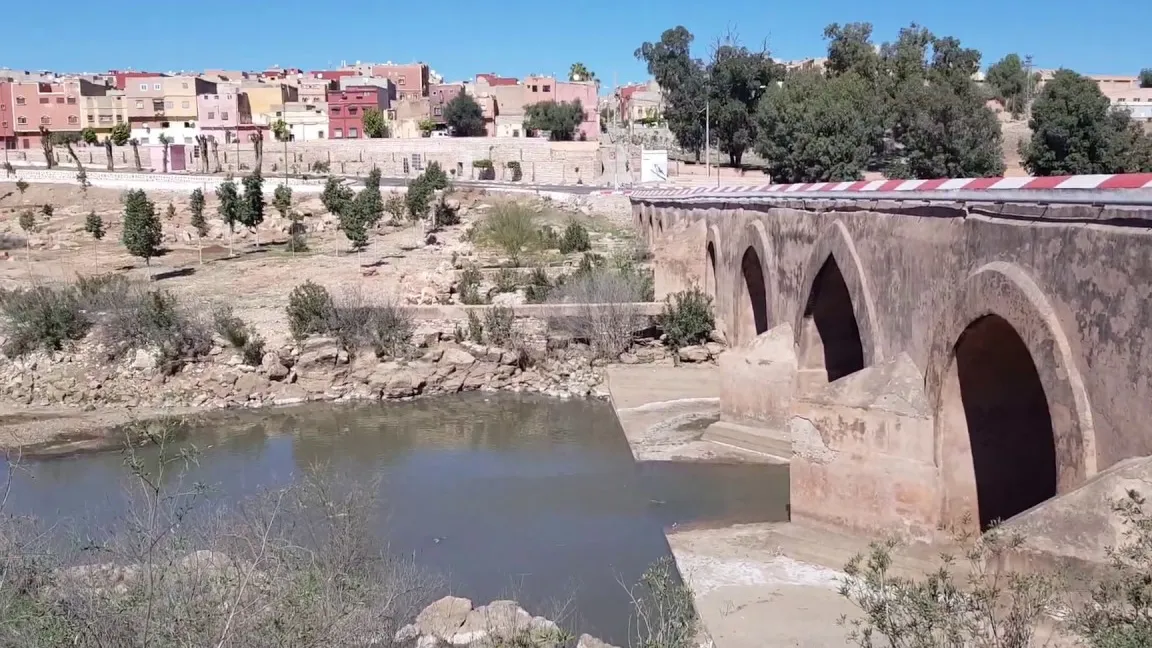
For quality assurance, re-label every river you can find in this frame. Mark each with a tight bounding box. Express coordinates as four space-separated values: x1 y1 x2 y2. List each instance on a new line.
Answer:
1 393 788 644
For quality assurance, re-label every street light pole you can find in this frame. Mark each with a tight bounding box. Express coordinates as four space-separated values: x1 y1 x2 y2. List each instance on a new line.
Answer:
704 98 710 183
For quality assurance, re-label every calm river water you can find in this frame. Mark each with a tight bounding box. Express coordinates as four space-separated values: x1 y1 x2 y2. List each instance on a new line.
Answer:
1 393 789 644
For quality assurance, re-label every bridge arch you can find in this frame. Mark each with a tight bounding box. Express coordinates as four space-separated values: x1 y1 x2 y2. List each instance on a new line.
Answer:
732 217 774 346
705 223 721 302
927 262 1097 532
792 221 881 381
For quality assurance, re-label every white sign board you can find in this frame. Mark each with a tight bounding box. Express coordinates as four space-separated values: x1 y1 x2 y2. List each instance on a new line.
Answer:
640 149 669 183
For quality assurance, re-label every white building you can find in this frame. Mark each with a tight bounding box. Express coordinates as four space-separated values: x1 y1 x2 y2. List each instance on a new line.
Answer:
131 121 201 146
266 101 329 141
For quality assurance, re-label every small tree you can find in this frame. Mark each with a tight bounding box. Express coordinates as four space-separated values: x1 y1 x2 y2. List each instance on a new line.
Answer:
81 127 99 145
165 201 176 220
84 210 106 267
384 193 406 225
321 176 353 216
189 187 208 264
110 122 131 146
216 176 242 256
129 138 142 171
121 188 162 268
271 119 290 142
340 196 369 254
18 209 35 274
39 125 56 168
239 171 265 248
444 93 486 136
417 118 437 137
524 100 585 141
362 109 389 138
360 167 384 227
1141 69 1152 89
158 133 172 173
103 136 115 171
273 184 292 219
15 179 29 201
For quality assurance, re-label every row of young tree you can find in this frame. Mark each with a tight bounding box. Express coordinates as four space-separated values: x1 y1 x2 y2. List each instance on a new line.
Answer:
637 23 1152 181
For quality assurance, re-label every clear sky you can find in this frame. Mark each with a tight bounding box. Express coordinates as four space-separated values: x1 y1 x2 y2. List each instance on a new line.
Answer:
0 0 1147 88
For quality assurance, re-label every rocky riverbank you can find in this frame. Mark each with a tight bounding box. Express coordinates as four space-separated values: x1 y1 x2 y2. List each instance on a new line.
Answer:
397 596 619 648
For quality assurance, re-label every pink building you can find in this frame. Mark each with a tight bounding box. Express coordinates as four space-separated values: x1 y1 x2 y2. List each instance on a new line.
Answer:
523 76 599 140
197 83 260 144
10 79 83 149
327 86 387 139
0 82 14 150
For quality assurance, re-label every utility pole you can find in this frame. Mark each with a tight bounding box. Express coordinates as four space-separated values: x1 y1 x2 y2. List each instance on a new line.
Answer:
1024 54 1035 117
613 70 619 189
704 96 710 183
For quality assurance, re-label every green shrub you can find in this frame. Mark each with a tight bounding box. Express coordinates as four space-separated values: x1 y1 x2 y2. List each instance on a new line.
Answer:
241 334 266 366
467 310 484 343
457 264 485 305
422 162 449 191
484 306 515 346
505 161 523 182
75 273 131 312
0 286 90 357
493 267 518 294
539 226 561 250
286 281 335 339
525 267 553 303
559 221 591 254
433 196 460 227
40 204 53 218
661 287 715 350
211 304 251 349
479 203 539 266
405 177 433 220
331 304 413 358
310 160 330 173
102 289 212 362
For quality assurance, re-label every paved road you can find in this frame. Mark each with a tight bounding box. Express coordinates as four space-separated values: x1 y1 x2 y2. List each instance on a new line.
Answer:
372 176 627 195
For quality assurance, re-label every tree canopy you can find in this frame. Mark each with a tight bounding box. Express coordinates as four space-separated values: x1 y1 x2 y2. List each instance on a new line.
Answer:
524 100 585 141
985 54 1039 117
568 63 595 82
443 92 486 136
635 26 707 158
362 109 388 138
121 189 161 265
1140 69 1152 88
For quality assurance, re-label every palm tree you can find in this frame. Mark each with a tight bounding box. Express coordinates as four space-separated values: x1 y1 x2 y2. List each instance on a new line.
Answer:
158 133 172 173
103 137 114 171
129 138 142 171
569 62 595 82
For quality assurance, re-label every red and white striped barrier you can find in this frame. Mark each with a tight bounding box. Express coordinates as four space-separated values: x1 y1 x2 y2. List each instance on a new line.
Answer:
630 173 1152 199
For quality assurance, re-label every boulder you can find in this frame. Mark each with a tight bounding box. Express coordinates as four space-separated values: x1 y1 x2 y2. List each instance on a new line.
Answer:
131 348 157 371
415 596 473 641
678 345 710 363
233 372 270 398
450 600 534 645
296 336 342 368
261 352 289 381
577 634 621 648
704 341 725 357
394 624 420 643
440 347 476 366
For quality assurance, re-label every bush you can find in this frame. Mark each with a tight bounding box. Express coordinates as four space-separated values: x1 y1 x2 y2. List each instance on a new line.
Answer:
405 178 433 221
422 162 449 191
484 306 515 346
559 221 591 254
75 273 131 312
384 193 407 225
478 203 539 266
433 196 461 227
0 285 90 357
525 267 553 303
506 161 523 182
547 267 650 359
456 264 485 305
310 160 331 173
241 334 266 366
622 556 699 648
211 304 250 348
539 225 561 250
661 287 714 350
101 289 212 363
467 310 484 343
286 281 335 340
493 267 518 294
328 295 414 358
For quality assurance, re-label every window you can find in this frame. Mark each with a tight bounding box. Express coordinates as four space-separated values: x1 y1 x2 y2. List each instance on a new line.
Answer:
136 100 144 109
226 94 232 99
67 115 78 125
183 137 193 144
349 127 358 138
181 82 189 89
387 109 396 120
165 101 173 109
40 116 51 125
433 106 442 116
140 83 148 91
87 114 95 123
331 106 341 114
67 96 76 104
530 85 538 92
208 111 215 119
56 97 64 104
14 96 24 106
221 112 229 120
154 83 161 90
99 115 112 124
334 128 343 138
398 78 405 85
16 116 27 125
139 137 149 145
40 97 50 104
116 115 123 123
543 84 551 92
318 130 325 139
348 106 357 115
0 122 5 129
181 101 189 109
411 153 423 171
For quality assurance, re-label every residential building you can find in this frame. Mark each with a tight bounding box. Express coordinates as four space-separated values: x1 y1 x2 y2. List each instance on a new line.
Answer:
475 73 518 88
1089 74 1140 92
429 83 463 124
79 87 129 138
344 62 429 98
338 76 397 101
269 101 329 141
9 78 84 149
475 75 527 137
126 75 216 144
109 70 162 91
392 96 432 138
617 80 662 123
240 80 298 126
299 77 336 104
326 85 387 139
523 76 598 139
309 70 357 84
0 81 14 150
1104 87 1152 122
197 82 261 143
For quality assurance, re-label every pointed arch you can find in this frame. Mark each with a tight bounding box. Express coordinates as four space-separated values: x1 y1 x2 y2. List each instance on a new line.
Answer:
792 220 882 368
927 262 1097 532
731 217 775 346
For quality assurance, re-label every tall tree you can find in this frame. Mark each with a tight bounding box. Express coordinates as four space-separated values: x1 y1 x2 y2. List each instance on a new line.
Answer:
321 176 353 217
39 126 56 169
823 23 882 80
706 38 780 167
103 137 114 171
249 132 264 173
985 53 1039 118
1140 69 1152 88
360 167 384 227
239 172 265 248
121 189 162 268
216 176 243 256
636 26 708 158
568 63 595 82
158 133 172 173
1022 69 1152 175
443 93 486 136
362 109 389 138
84 210 105 267
110 122 131 146
129 138 142 171
189 187 207 265
524 100 585 141
755 70 885 183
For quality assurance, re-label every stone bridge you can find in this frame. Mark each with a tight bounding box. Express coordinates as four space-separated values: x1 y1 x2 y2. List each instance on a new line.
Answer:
632 173 1152 557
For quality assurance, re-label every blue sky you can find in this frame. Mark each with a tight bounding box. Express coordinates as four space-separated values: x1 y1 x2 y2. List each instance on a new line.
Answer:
1 0 1147 90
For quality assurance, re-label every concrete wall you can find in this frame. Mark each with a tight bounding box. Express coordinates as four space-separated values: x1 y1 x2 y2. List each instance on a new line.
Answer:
6 137 609 185
635 197 1152 546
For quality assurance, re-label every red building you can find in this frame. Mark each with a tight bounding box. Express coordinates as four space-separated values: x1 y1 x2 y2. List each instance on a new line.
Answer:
0 81 15 150
108 70 163 91
326 85 388 139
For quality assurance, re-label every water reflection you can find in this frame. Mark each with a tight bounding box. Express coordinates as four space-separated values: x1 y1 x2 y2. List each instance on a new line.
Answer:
1 393 787 644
